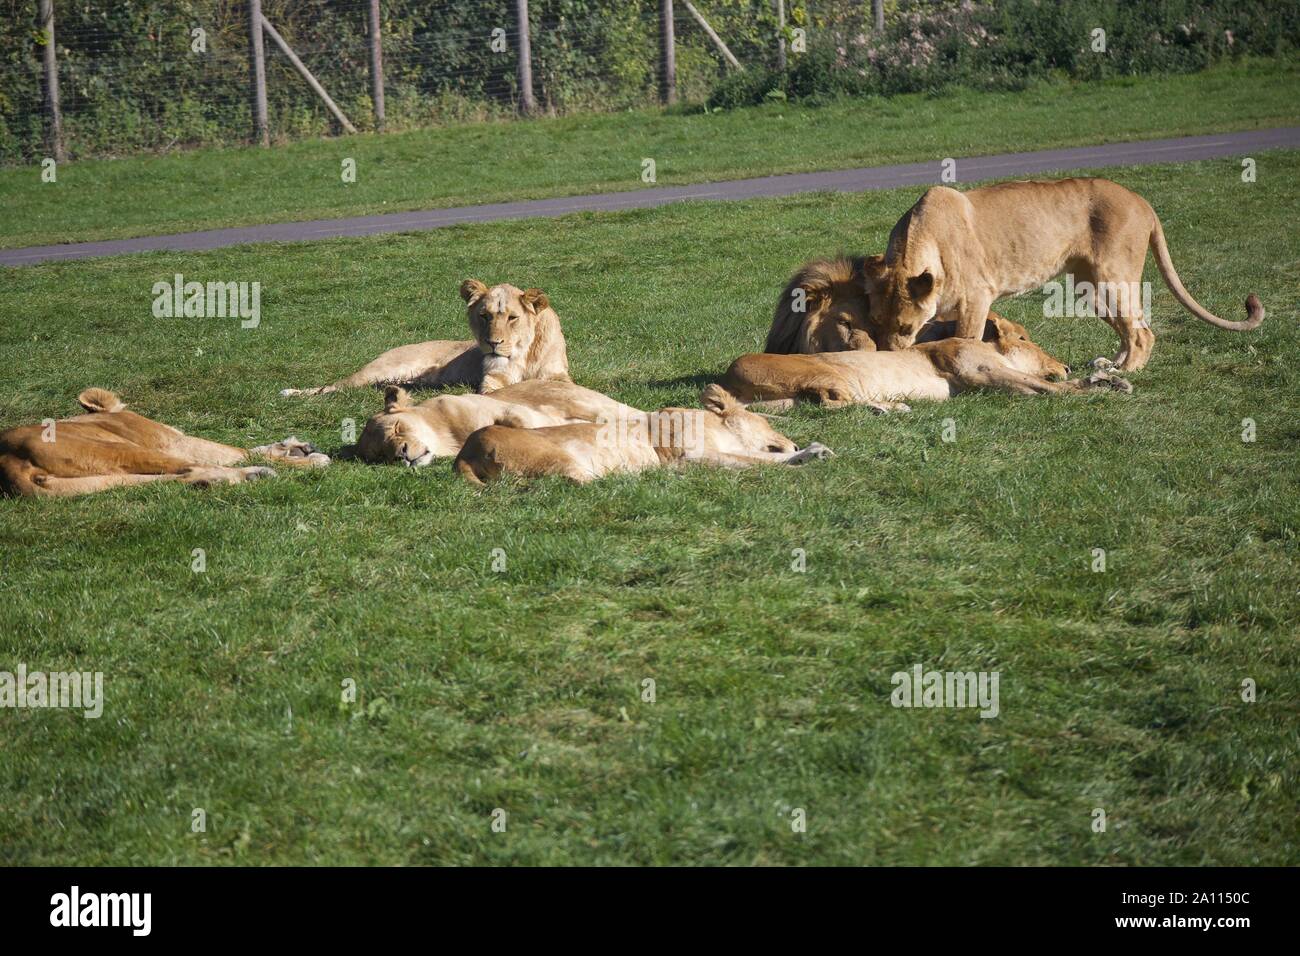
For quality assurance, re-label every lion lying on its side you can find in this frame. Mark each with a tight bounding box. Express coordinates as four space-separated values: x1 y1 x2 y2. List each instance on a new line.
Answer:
453 384 831 485
724 315 1131 412
347 380 646 466
281 280 571 396
0 389 328 498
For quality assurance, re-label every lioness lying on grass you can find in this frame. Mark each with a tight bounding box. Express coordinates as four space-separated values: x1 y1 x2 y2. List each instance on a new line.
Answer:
867 177 1265 371
347 380 645 466
723 314 1131 412
0 389 328 498
281 280 570 396
453 384 831 485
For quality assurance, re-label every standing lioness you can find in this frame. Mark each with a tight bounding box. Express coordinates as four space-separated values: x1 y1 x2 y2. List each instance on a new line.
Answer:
869 178 1264 371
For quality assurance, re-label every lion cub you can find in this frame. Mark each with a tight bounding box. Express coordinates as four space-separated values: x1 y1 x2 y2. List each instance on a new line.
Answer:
453 384 831 485
281 280 571 396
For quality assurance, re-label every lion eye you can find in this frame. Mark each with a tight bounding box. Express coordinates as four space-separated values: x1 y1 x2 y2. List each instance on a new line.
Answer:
508 315 519 323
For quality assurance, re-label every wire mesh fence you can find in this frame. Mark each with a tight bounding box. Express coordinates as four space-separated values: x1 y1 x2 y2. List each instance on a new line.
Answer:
2 0 1294 165
1 0 804 162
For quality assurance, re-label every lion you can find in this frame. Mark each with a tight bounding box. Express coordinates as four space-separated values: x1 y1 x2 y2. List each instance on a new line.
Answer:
868 177 1265 371
280 280 571 396
765 253 1052 357
0 389 329 498
453 384 832 485
765 255 880 353
721 314 1131 412
348 379 645 466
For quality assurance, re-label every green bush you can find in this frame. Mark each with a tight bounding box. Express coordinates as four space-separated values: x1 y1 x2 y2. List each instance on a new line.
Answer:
1 0 1297 163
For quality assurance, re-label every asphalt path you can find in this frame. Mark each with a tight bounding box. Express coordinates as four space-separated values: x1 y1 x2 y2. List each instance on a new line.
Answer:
4 126 1296 267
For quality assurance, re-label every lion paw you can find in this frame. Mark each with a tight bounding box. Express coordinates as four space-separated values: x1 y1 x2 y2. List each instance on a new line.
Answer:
252 437 319 459
789 442 834 464
1084 370 1133 394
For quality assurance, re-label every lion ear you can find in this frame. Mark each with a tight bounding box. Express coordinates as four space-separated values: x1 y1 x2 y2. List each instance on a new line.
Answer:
907 271 934 300
519 288 549 314
700 384 738 416
459 279 488 305
77 388 125 413
384 385 411 413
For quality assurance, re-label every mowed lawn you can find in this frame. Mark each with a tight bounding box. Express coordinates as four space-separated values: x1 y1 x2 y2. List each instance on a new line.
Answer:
1 152 1297 866
1 59 1298 249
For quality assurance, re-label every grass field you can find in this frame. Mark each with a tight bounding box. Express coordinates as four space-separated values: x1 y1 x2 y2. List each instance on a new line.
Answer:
2 59 1299 249
1 149 1298 865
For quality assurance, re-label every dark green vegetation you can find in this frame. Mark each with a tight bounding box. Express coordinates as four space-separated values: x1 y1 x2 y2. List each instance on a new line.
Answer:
2 59 1298 249
4 0 1297 161
1 151 1296 864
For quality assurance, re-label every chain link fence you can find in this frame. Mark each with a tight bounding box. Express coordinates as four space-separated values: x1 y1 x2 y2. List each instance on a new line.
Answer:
2 0 1295 164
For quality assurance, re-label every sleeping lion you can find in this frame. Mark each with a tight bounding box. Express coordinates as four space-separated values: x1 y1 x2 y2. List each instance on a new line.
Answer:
0 389 328 498
453 384 831 485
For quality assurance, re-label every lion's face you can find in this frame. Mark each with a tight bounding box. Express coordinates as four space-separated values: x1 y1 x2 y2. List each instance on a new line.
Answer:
460 280 549 361
985 316 1070 381
354 387 457 466
870 243 942 350
804 288 876 353
700 384 798 455
356 412 437 467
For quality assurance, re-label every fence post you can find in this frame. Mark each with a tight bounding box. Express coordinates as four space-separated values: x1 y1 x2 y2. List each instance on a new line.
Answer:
683 1 743 70
873 0 884 34
659 0 677 104
248 0 269 145
775 0 786 70
37 0 64 162
261 14 358 134
515 0 536 115
368 0 385 131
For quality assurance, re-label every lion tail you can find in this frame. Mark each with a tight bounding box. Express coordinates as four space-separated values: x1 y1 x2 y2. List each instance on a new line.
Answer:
1149 215 1264 332
77 388 125 413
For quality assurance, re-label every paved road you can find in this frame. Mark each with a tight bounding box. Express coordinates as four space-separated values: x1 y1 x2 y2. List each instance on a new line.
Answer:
5 126 1297 267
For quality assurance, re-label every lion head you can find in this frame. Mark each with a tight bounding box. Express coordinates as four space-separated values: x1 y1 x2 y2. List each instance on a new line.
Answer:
459 280 571 392
981 314 1070 381
916 313 1069 381
699 384 798 455
765 256 881 354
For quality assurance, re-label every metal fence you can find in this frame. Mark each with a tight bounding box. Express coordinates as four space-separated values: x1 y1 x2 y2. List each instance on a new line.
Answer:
5 1 884 163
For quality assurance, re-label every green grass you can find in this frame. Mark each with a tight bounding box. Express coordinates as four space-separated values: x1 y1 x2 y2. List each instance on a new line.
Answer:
1 151 1298 865
3 59 1299 250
